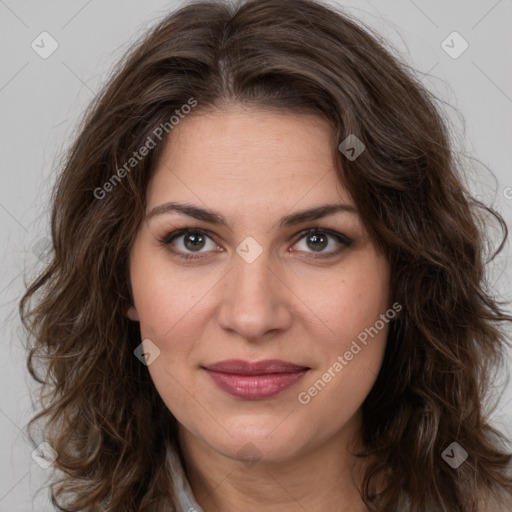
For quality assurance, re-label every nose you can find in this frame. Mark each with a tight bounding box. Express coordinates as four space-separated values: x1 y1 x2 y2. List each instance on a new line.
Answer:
216 249 293 342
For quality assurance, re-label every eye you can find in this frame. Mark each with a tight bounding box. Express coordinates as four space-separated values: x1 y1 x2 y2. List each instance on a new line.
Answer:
291 228 352 258
158 227 352 261
158 228 219 260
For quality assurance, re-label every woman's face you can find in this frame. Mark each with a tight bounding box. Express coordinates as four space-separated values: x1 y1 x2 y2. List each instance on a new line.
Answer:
127 105 391 463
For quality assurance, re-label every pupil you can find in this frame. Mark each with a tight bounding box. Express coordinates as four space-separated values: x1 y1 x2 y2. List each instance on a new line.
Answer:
308 234 327 251
185 233 205 251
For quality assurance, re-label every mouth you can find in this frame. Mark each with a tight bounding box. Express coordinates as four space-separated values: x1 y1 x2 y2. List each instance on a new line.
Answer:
201 359 310 400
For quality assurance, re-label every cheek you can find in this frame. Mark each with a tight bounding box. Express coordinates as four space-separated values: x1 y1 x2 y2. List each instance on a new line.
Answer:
129 245 218 349
293 251 390 350
130 259 212 416
293 253 390 407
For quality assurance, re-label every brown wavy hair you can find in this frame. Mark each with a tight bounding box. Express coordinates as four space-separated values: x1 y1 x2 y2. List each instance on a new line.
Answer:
19 0 512 510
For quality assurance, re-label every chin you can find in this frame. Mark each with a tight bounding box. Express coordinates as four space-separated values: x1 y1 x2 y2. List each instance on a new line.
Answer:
196 419 314 465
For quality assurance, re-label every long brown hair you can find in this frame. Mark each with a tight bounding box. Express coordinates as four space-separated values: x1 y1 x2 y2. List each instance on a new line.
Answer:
20 0 512 510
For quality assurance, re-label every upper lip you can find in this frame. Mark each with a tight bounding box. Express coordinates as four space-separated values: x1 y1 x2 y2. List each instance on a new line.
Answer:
202 359 310 375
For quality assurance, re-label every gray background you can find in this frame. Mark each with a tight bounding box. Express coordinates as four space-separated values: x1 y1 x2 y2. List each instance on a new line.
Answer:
1 0 511 509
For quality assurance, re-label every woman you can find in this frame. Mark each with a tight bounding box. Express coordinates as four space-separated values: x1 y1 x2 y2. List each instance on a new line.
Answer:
20 0 512 510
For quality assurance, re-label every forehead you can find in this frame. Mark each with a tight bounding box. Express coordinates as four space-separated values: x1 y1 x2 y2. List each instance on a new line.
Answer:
146 106 354 212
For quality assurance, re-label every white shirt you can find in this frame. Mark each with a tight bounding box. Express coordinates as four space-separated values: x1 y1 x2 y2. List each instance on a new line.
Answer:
165 442 205 512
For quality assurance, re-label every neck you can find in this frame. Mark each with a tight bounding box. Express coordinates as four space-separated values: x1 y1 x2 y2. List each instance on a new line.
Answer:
177 410 371 512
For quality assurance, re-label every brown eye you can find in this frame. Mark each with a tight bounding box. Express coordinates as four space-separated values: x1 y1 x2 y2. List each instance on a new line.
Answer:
159 228 219 260
306 233 328 251
183 232 206 251
292 228 352 258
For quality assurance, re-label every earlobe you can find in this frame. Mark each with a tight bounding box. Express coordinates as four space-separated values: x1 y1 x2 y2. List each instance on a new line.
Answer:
126 306 140 321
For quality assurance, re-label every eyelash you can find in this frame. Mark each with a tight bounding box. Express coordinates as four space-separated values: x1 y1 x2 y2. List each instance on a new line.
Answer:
158 227 353 261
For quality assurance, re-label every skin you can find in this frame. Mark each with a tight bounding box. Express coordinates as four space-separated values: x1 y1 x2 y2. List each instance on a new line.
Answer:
127 104 391 512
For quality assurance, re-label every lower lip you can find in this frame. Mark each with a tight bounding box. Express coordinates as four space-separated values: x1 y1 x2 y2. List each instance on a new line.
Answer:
203 368 309 400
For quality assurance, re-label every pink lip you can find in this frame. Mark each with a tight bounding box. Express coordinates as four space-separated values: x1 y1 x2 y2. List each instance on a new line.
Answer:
202 359 310 400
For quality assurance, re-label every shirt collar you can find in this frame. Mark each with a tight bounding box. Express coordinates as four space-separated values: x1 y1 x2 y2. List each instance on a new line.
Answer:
166 441 206 512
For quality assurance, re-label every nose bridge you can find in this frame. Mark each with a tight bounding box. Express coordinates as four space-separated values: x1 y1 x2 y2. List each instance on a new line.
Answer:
216 244 292 339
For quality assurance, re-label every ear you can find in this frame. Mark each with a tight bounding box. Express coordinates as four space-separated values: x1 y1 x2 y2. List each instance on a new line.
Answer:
126 305 140 322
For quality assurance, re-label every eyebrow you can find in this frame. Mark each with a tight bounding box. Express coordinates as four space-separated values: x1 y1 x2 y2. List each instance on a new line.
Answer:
146 201 358 228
